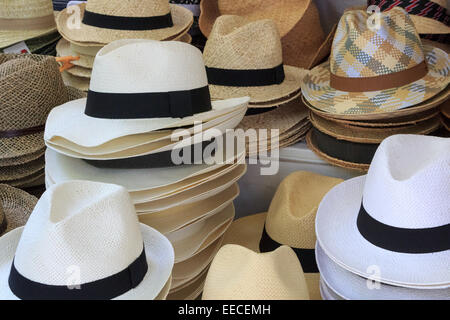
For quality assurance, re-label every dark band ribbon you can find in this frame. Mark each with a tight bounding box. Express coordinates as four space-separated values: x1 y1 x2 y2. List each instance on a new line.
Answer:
82 10 173 31
310 128 378 165
85 86 212 119
245 106 277 116
0 218 7 235
357 204 450 254
330 61 428 92
205 64 285 87
0 125 45 139
259 226 318 273
8 246 148 300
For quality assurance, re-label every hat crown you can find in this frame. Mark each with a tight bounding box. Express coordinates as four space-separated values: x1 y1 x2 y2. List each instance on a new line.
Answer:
363 135 450 229
265 171 343 249
90 39 208 93
85 0 170 17
0 54 70 131
203 245 309 300
0 0 53 19
13 181 144 286
330 8 425 78
203 15 283 70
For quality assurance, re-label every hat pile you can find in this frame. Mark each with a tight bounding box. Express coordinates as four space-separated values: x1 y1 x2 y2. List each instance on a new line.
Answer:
302 8 450 172
440 99 450 136
0 180 175 300
203 16 311 155
0 53 84 192
220 171 343 300
170 0 206 49
54 0 195 91
44 39 250 299
316 134 450 300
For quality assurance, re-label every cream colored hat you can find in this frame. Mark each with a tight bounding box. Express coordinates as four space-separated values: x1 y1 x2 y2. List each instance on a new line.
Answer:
0 0 57 49
203 244 310 300
0 180 174 300
222 171 343 300
204 15 308 107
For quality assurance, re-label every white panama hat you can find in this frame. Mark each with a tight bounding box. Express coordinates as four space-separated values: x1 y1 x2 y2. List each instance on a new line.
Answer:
44 39 250 148
0 180 174 300
316 134 450 288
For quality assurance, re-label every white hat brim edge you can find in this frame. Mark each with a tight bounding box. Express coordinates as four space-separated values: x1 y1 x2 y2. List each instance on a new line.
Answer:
0 224 174 300
316 176 450 288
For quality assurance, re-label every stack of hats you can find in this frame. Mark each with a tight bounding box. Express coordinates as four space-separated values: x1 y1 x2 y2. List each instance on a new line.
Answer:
441 101 450 136
203 16 311 156
170 0 205 49
302 8 450 172
54 0 194 91
0 180 175 300
44 39 250 299
316 134 450 300
0 0 60 55
0 53 84 194
220 171 343 300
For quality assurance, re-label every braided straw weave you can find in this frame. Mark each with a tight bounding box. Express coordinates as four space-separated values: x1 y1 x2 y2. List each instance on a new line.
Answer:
204 15 307 107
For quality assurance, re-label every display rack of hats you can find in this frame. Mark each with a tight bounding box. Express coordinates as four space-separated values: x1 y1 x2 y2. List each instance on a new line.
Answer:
301 7 450 172
54 0 195 91
44 38 250 300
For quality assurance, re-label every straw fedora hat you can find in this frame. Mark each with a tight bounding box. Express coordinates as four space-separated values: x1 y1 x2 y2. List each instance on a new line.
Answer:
56 0 193 45
199 0 325 69
221 171 343 299
316 244 450 300
302 8 450 117
0 0 57 49
0 156 45 183
202 244 310 300
203 16 308 107
0 185 37 236
0 54 84 161
45 39 250 147
56 38 94 68
316 134 450 288
0 180 174 300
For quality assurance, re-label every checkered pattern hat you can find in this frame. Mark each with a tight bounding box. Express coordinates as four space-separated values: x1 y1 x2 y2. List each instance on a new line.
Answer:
302 7 449 116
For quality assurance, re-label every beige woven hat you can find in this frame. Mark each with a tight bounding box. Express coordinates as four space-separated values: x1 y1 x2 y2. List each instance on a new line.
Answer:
0 54 85 161
199 0 325 69
56 0 193 45
203 244 310 300
0 156 44 183
0 0 57 49
0 184 37 236
221 171 343 300
56 38 94 68
204 15 308 107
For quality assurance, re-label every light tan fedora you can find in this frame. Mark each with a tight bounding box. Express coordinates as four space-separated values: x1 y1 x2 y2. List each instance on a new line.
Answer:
0 0 57 49
203 244 310 300
168 267 208 300
0 184 37 236
56 0 194 45
199 0 325 69
204 15 308 107
221 171 343 300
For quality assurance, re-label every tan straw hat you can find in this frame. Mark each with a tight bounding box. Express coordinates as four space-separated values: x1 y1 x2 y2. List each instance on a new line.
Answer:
56 38 94 68
0 0 57 49
56 0 194 45
221 171 343 300
203 244 310 300
0 53 85 161
204 15 308 107
0 184 37 236
199 0 325 69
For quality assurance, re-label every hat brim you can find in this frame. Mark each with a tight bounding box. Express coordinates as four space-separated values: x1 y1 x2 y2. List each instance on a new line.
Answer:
57 4 193 45
0 223 174 299
45 96 249 147
66 65 91 78
0 28 57 50
167 267 208 300
56 38 94 68
209 66 307 106
316 243 450 300
302 46 450 116
0 156 44 182
316 175 450 288
221 213 322 300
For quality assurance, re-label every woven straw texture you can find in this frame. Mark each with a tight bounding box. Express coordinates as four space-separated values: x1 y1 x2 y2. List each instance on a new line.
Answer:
56 38 94 68
302 8 450 116
57 1 193 44
66 64 91 78
204 15 307 105
0 148 44 167
61 69 89 91
199 0 325 68
0 155 44 182
0 184 37 236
